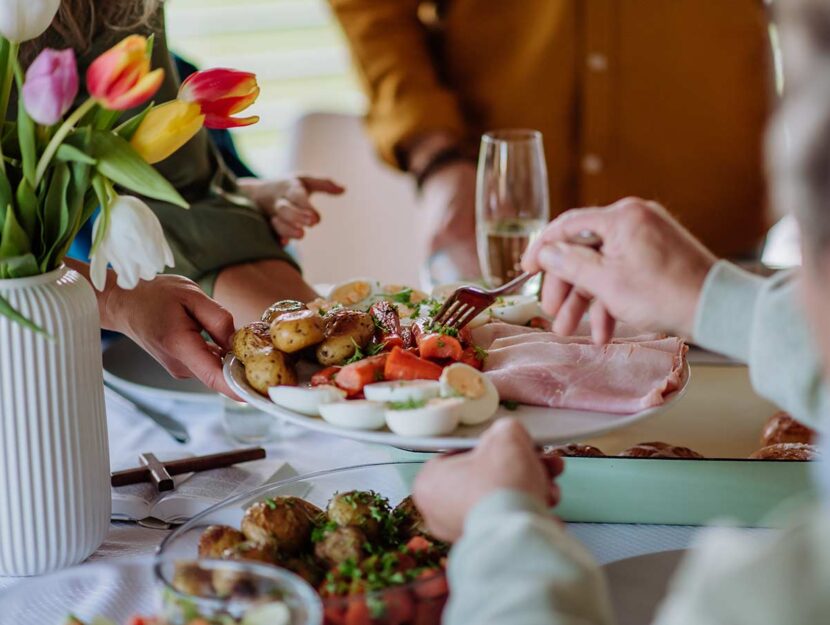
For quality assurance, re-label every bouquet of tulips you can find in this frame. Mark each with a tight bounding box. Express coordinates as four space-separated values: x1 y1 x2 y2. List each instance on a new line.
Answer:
0 2 260 331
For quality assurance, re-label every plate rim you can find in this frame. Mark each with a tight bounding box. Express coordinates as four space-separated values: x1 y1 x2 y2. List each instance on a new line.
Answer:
224 356 691 452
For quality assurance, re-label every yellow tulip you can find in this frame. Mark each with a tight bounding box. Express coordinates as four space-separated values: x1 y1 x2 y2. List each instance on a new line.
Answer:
130 100 205 164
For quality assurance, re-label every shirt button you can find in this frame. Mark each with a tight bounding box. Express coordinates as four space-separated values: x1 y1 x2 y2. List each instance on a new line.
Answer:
582 154 604 174
587 53 608 72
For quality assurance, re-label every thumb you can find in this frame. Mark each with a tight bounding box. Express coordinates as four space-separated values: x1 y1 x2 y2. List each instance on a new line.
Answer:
298 176 345 195
186 291 236 350
537 242 604 295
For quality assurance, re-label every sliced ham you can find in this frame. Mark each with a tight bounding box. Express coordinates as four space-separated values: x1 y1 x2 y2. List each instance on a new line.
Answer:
475 322 687 414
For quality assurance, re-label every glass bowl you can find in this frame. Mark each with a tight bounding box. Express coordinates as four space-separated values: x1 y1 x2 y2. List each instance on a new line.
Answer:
157 462 448 625
0 557 322 625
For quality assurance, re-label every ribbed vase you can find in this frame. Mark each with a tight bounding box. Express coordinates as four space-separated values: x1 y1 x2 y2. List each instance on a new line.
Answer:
0 266 110 576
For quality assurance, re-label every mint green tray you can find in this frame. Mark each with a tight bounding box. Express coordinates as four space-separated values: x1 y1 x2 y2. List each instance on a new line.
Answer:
556 457 818 527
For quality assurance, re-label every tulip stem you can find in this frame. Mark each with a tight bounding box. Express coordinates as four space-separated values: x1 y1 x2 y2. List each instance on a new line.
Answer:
34 98 96 186
0 41 19 176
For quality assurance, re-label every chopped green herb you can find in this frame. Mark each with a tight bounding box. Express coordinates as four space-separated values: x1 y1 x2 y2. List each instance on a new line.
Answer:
473 345 489 362
367 595 387 618
388 398 428 411
345 339 366 364
501 400 520 411
390 288 413 306
264 497 277 510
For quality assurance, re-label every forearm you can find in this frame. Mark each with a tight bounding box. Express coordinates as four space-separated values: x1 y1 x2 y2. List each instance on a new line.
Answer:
693 261 830 429
446 491 614 625
328 0 467 167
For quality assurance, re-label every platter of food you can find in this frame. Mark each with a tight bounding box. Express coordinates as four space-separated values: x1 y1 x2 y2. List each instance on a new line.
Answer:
158 462 445 625
225 279 690 451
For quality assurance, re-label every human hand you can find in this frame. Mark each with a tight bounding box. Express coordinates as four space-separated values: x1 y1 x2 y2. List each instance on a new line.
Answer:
413 419 563 542
238 176 345 245
420 161 481 284
522 197 717 343
103 274 239 398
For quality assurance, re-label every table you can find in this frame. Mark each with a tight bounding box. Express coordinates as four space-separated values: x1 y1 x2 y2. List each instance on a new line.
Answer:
0 362 778 591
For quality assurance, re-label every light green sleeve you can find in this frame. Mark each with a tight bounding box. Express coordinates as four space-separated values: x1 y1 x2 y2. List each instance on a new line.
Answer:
445 490 614 625
652 507 830 625
692 260 830 429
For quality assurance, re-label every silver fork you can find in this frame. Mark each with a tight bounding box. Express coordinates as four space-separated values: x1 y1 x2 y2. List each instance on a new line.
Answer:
432 229 602 331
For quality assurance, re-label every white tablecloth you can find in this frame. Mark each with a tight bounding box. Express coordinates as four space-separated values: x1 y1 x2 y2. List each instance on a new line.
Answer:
0 390 773 592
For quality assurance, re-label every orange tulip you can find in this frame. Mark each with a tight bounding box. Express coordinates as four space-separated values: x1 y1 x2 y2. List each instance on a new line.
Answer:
178 68 259 129
86 35 164 111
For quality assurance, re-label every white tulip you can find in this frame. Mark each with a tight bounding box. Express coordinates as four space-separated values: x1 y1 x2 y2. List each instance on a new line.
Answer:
0 0 60 43
89 195 175 291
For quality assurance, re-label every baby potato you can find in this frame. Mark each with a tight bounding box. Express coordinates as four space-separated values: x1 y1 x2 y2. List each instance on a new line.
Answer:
171 562 214 597
198 524 246 559
220 540 279 565
270 309 326 354
262 300 307 324
315 309 375 366
314 526 367 567
231 322 273 364
215 541 280 597
327 490 390 541
393 496 429 540
244 349 298 395
241 497 315 554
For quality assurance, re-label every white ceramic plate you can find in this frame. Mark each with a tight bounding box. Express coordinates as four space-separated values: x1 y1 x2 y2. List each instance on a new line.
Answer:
103 337 217 404
224 356 690 452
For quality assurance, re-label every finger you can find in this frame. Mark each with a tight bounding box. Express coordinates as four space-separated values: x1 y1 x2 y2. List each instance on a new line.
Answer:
589 301 616 345
540 274 572 318
552 290 591 336
174 329 240 398
541 454 565 478
274 199 320 226
537 242 605 296
270 215 304 240
185 291 236 350
298 176 346 195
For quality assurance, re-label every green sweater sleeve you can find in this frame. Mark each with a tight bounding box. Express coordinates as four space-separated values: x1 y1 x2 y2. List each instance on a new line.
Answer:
445 490 615 625
692 261 830 429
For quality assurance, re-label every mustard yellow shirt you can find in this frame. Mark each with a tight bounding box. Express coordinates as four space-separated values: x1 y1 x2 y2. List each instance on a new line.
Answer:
330 0 772 257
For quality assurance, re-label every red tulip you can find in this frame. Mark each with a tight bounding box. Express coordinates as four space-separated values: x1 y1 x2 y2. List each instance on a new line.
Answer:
86 35 164 111
178 68 260 129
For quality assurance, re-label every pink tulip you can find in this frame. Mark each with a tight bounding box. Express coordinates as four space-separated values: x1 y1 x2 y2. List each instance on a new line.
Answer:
22 48 79 125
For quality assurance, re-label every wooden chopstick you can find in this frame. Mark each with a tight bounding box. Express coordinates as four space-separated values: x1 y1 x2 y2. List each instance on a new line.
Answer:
111 447 266 487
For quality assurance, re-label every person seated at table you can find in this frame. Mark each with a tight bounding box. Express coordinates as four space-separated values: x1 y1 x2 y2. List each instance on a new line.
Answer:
329 0 772 283
412 1 830 623
17 0 347 396
32 0 343 325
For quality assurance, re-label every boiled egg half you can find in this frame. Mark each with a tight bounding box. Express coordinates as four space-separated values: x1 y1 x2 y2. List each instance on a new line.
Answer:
439 363 500 425
319 399 386 430
385 397 463 437
268 385 347 417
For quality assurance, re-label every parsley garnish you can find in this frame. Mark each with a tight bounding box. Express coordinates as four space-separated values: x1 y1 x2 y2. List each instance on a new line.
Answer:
264 497 277 510
345 339 366 364
390 288 413 306
388 398 428 411
473 345 488 362
501 400 520 411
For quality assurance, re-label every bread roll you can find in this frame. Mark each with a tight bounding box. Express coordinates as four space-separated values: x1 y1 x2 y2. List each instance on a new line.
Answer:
750 442 820 460
619 441 704 459
544 443 606 458
760 411 816 447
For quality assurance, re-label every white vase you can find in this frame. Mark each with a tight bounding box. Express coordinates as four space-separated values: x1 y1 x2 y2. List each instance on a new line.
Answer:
0 266 110 576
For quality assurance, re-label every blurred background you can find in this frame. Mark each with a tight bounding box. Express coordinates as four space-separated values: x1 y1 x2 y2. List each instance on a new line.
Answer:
166 0 424 287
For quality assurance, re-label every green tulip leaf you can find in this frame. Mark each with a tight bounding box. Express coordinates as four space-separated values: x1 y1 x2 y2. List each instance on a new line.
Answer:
15 72 36 186
56 144 97 166
0 292 48 336
114 102 154 141
50 162 93 268
0 172 10 234
2 253 39 278
0 203 30 259
89 130 188 208
40 163 71 272
15 178 38 242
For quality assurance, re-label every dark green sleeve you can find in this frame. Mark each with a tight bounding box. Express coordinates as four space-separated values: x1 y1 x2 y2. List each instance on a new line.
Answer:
82 10 300 294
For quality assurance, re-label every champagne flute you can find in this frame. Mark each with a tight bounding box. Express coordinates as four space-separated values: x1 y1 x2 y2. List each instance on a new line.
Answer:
476 129 550 293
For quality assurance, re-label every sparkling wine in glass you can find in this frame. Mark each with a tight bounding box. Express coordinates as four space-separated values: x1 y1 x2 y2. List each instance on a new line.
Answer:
476 129 550 294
